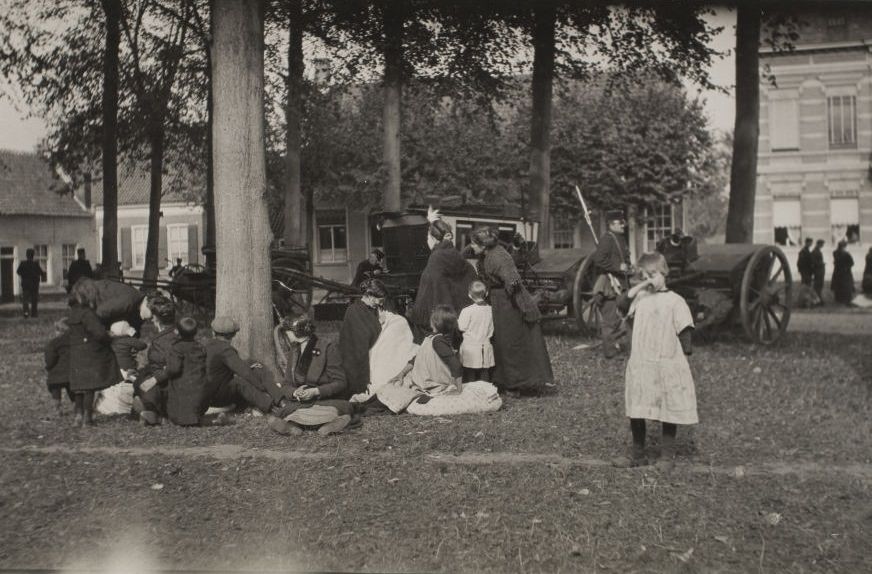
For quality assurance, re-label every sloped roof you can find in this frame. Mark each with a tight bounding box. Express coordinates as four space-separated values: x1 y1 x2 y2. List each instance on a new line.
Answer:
0 150 91 217
91 162 201 207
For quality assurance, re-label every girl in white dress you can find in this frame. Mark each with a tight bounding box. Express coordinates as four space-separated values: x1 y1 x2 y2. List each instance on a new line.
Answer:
614 252 697 471
457 281 495 382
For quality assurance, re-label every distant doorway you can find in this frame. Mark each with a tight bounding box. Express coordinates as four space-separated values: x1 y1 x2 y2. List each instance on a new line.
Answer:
0 247 13 303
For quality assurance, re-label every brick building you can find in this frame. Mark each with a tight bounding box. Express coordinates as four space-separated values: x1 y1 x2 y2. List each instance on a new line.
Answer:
757 7 872 278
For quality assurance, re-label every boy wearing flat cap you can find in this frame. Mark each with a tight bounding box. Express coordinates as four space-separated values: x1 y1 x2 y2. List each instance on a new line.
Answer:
202 316 287 413
592 210 632 359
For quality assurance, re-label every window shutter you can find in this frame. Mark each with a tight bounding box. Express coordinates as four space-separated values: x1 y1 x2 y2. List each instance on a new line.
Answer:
158 226 168 269
121 227 133 270
769 95 799 150
187 225 199 265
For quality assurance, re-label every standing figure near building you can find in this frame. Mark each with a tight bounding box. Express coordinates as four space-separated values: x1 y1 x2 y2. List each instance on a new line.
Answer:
66 248 94 292
831 240 855 305
351 249 387 289
16 248 43 318
797 237 813 287
862 247 872 297
592 211 632 358
811 239 826 305
468 227 553 395
408 207 477 343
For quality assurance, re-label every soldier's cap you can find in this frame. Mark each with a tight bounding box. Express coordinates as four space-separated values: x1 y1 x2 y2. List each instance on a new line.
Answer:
606 210 626 223
211 316 239 335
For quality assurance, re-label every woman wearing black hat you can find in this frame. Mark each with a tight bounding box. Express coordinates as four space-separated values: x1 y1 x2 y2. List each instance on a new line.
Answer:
468 227 553 395
339 279 387 398
408 207 477 343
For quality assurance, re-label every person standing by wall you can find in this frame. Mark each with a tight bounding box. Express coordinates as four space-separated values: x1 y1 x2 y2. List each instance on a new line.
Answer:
831 240 855 305
16 248 43 318
796 237 813 287
67 248 94 293
811 239 826 306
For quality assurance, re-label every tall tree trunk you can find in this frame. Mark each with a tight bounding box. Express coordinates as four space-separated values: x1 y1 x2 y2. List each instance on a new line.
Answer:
212 0 275 367
381 0 403 213
726 1 761 244
283 0 305 248
205 52 217 269
100 0 121 276
529 1 556 248
142 126 165 286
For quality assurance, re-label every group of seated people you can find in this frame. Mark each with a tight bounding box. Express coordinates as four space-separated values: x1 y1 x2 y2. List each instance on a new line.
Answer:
43 276 502 436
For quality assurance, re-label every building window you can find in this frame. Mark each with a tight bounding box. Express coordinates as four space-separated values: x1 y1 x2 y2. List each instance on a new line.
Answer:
773 198 802 246
316 210 347 263
167 225 189 265
32 244 49 283
828 95 856 148
62 244 77 280
645 204 674 247
830 197 860 244
826 15 848 41
769 95 799 151
551 213 574 249
132 226 148 269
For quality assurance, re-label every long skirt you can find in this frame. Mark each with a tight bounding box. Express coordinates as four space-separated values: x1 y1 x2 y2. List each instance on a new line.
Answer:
490 289 553 392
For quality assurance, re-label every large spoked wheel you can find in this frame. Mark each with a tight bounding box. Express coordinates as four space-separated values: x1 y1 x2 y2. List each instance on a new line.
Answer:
572 254 602 337
740 245 792 344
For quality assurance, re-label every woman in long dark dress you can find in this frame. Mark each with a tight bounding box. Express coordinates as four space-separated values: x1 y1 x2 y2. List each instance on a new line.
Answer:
67 279 120 427
862 247 872 297
831 240 855 305
468 227 553 395
408 208 477 343
339 279 385 397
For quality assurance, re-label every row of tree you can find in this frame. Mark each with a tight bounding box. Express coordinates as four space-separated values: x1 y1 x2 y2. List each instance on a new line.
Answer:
0 0 788 360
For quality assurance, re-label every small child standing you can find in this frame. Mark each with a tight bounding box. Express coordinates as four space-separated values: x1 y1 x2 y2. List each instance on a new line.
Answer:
44 318 74 415
614 252 697 472
109 320 147 382
457 280 495 382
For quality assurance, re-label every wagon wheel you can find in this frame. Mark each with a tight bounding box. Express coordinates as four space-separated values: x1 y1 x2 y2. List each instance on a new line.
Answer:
272 270 313 316
740 245 792 344
572 254 602 336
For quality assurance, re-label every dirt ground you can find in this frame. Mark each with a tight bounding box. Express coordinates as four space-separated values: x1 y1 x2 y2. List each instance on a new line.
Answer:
1 306 870 572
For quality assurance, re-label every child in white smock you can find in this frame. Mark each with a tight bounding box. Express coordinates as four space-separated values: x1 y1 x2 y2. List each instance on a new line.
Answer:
613 252 697 472
457 280 495 382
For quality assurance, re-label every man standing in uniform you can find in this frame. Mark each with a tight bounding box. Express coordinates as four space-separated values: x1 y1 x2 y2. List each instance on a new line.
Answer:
67 248 94 292
592 211 631 358
16 248 44 318
203 316 288 413
796 237 813 287
811 239 826 305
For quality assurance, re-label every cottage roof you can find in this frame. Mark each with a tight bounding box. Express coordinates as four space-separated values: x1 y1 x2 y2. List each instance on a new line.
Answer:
91 162 200 207
0 150 90 218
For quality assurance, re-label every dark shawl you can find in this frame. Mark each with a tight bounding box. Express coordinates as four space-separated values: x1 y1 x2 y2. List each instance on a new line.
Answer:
409 240 477 330
67 306 120 392
338 300 381 396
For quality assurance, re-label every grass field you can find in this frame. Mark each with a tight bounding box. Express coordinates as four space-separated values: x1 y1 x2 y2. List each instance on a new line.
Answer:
1 307 871 572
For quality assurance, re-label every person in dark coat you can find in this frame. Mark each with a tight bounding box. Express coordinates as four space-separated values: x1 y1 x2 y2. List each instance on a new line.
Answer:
796 237 814 286
268 315 357 436
67 279 119 427
862 247 872 297
408 207 477 343
811 239 826 304
339 279 384 397
202 316 284 414
91 278 149 332
351 249 387 289
44 318 74 415
16 248 43 318
66 248 94 292
469 227 553 396
592 211 632 358
831 240 855 305
141 317 211 426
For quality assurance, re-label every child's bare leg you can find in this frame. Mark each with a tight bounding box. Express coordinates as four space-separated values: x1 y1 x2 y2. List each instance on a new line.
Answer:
73 393 84 425
613 418 649 468
81 391 95 426
656 423 678 472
